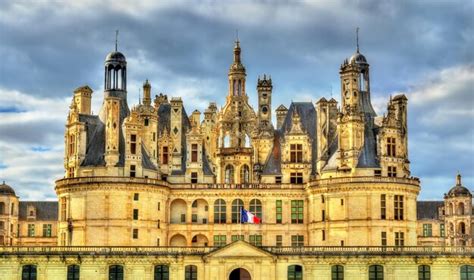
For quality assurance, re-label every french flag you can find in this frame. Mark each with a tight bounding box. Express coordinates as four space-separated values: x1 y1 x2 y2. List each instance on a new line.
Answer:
241 209 261 224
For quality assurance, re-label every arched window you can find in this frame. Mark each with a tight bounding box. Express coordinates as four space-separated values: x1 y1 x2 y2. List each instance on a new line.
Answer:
154 265 169 280
369 265 383 280
249 199 262 221
459 222 466 234
331 265 344 280
214 199 226 224
288 265 303 280
449 203 454 215
418 265 430 280
240 165 250 183
21 265 37 280
0 202 5 214
109 265 124 280
458 202 465 215
225 165 234 184
461 265 474 280
67 264 80 280
185 265 198 280
232 199 244 223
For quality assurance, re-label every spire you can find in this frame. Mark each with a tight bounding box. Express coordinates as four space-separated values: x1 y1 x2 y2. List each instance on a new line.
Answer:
356 27 360 53
233 38 241 64
115 30 119 52
456 172 462 186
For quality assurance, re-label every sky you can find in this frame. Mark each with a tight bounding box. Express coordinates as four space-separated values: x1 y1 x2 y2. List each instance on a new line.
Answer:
0 0 472 201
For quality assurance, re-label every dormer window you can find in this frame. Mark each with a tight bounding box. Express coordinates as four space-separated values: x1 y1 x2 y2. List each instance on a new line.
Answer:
290 144 303 163
130 134 137 155
386 137 396 157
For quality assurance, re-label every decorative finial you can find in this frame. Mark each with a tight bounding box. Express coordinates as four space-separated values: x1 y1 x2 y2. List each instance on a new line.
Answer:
115 30 119 52
356 27 360 53
456 172 462 186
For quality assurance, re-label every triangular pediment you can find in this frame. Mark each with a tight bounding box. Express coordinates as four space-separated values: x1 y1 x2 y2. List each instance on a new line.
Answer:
205 241 274 259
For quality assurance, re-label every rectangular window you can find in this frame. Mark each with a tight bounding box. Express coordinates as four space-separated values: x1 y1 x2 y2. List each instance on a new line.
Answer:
191 172 198 184
28 224 35 237
157 220 160 229
386 137 396 157
275 176 282 184
395 231 404 246
231 235 244 242
130 165 136 178
341 199 344 206
276 235 283 247
68 134 75 156
191 144 198 162
290 172 303 184
133 193 139 201
423 224 433 237
192 214 198 223
181 214 186 223
388 166 397 177
291 200 304 224
61 197 67 221
249 235 262 246
290 144 303 163
380 194 386 220
322 210 326 221
440 224 445 237
374 170 382 177
394 195 404 220
276 200 283 224
291 235 304 247
162 146 169 164
133 228 138 239
156 238 160 246
144 118 149 126
153 132 156 142
130 134 137 154
42 224 52 237
213 235 226 247
133 209 139 220
322 230 326 241
381 231 387 246
158 202 161 211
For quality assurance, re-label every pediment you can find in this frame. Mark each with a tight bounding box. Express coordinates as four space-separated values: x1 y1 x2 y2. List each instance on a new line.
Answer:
205 241 274 259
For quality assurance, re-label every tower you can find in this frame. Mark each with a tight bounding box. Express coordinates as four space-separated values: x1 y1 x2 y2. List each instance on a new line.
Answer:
142 79 151 107
227 40 246 99
73 86 93 115
257 75 272 129
444 173 472 246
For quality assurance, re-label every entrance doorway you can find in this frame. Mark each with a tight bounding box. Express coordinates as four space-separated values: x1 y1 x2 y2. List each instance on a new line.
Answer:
229 268 251 280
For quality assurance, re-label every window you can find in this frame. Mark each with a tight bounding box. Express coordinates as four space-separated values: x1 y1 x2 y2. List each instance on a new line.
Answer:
61 197 67 221
381 232 387 246
28 224 35 237
158 202 161 211
275 176 282 184
130 134 137 154
185 265 197 280
249 199 262 221
249 235 262 246
22 265 37 280
144 118 149 126
322 230 326 241
290 172 303 184
156 238 160 246
332 265 344 280
288 265 303 280
0 202 4 214
130 165 136 177
42 224 52 237
291 200 304 224
290 144 303 163
380 195 386 220
109 265 124 280
291 235 304 247
0 221 4 230
386 137 396 157
440 224 445 237
133 209 139 220
153 132 156 142
162 146 169 164
341 199 344 206
134 193 139 201
369 265 383 280
133 229 138 239
240 164 250 183
423 224 432 237
225 165 234 184
213 235 226 246
191 172 198 184
374 170 382 177
231 235 244 242
388 166 397 177
214 199 226 224
394 195 404 220
461 265 474 280
322 210 326 221
460 222 466 234
395 232 404 246
418 265 430 280
157 220 160 228
276 235 283 246
68 134 75 156
276 200 283 224
191 144 198 162
67 264 80 280
232 199 244 223
154 265 169 280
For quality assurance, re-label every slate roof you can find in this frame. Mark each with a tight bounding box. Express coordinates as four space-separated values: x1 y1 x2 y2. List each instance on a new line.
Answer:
417 201 444 220
357 91 380 168
19 201 58 221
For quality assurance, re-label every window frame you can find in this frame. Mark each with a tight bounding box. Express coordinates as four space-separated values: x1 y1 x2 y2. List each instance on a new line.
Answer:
67 264 80 280
331 265 344 280
154 265 169 280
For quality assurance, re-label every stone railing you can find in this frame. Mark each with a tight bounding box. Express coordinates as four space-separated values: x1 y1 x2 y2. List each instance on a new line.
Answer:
309 176 420 187
171 183 305 190
55 176 169 188
0 246 472 257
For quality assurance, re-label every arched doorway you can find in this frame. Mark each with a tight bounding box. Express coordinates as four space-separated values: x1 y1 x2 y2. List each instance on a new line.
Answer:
229 268 251 280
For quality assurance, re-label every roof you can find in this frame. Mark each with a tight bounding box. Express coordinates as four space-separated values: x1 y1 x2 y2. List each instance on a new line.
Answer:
105 51 126 63
0 181 16 196
417 201 444 220
446 174 472 198
19 201 58 221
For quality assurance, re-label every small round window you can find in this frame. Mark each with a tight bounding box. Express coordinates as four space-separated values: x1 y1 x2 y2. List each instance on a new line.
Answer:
262 106 268 114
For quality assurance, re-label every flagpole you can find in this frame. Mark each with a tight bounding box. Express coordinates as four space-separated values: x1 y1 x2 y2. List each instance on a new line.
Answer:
239 206 242 240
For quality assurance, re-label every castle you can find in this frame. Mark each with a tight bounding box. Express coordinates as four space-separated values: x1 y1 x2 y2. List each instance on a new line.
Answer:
0 38 472 280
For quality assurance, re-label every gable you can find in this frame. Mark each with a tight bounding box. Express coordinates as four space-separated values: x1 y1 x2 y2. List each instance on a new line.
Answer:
205 241 274 259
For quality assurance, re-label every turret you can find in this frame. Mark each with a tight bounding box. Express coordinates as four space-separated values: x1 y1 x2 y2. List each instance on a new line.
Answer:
142 79 151 107
228 40 247 98
257 75 273 129
275 105 288 130
73 86 93 115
